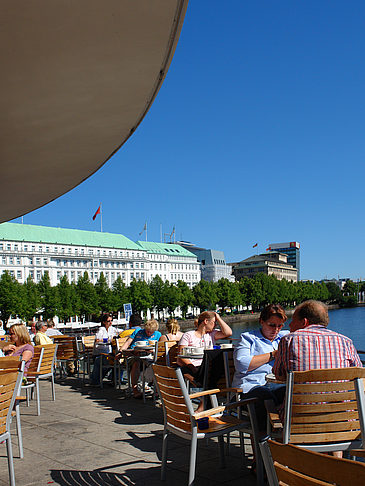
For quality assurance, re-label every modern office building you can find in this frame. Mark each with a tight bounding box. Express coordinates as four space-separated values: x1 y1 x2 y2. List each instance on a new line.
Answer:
176 241 234 282
230 252 298 282
0 223 201 288
267 241 300 279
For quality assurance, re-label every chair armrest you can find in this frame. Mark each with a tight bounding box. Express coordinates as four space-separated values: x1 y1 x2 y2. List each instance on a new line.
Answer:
268 411 283 429
193 406 226 420
348 449 365 458
217 387 243 394
189 388 220 399
16 396 27 401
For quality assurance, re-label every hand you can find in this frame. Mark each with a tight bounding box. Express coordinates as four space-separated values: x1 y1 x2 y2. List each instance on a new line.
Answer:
3 344 16 353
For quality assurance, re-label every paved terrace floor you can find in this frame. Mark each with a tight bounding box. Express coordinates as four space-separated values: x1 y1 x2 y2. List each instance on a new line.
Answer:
0 377 257 486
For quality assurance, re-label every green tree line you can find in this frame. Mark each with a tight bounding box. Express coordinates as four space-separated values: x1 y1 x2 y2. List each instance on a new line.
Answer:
0 270 362 328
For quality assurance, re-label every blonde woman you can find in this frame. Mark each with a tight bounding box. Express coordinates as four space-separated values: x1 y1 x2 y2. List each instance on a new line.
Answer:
3 323 34 374
159 318 183 342
121 319 161 398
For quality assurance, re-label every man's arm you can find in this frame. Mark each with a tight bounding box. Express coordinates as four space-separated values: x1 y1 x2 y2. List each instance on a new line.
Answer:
272 338 288 381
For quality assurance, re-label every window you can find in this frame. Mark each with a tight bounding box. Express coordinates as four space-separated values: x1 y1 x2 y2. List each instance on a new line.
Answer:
135 263 139 269
10 270 15 277
17 271 22 280
43 258 47 265
0 244 3 250
131 273 134 279
32 245 36 252
141 272 144 280
14 244 18 251
7 244 11 250
2 257 6 264
61 247 65 254
29 271 34 279
36 271 41 281
16 257 21 265
39 246 42 252
57 271 61 280
141 263 144 269
36 258 40 264
46 246 49 252
24 245 28 251
29 257 33 264
9 257 14 264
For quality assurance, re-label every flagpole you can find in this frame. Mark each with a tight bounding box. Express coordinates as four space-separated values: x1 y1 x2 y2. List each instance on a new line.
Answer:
145 222 147 242
100 203 102 232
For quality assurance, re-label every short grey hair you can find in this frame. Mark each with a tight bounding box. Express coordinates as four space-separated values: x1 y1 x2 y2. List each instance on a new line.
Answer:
35 321 46 332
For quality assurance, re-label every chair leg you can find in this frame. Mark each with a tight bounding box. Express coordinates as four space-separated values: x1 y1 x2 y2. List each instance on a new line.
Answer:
26 388 30 407
218 435 226 469
15 403 24 459
36 378 40 416
188 432 198 486
5 435 15 486
161 428 169 480
51 374 55 401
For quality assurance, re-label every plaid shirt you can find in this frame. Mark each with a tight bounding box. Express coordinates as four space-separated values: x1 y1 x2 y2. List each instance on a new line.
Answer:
273 325 362 380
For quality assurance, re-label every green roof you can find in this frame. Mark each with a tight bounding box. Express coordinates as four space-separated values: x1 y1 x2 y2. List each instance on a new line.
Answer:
0 223 141 250
136 241 196 257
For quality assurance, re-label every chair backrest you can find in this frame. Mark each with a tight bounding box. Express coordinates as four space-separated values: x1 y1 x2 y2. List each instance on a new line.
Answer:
0 356 21 371
260 439 365 486
154 341 168 365
165 341 179 367
26 346 44 375
283 367 365 447
38 344 57 375
114 336 129 352
0 362 24 435
82 335 96 350
153 364 195 433
54 336 77 360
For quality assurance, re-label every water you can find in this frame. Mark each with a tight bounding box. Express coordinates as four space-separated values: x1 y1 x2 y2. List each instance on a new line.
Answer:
230 306 365 351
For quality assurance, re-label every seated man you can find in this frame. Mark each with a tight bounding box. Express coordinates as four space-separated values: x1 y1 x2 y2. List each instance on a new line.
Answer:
45 319 63 337
34 321 53 345
120 319 161 398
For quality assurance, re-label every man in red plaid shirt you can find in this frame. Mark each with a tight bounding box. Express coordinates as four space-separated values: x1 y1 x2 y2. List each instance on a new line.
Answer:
273 300 362 381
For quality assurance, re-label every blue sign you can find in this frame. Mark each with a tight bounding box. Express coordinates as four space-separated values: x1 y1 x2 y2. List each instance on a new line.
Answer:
123 303 132 326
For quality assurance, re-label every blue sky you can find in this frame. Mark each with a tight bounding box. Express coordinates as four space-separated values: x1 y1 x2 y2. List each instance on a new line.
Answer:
12 1 365 281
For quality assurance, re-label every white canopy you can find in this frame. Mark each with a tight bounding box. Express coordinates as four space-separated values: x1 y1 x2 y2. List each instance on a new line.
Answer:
0 0 188 222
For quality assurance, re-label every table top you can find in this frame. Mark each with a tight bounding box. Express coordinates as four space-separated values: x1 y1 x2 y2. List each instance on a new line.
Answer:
177 353 204 359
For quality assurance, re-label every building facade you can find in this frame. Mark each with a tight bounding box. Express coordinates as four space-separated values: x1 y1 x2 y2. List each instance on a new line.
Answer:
267 241 300 279
0 223 200 287
176 242 234 282
230 252 298 282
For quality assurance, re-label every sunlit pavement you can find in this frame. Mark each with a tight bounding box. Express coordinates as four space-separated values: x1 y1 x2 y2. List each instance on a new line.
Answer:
0 377 257 485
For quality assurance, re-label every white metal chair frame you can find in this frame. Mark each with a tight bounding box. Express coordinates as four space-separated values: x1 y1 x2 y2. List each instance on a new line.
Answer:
0 361 25 486
153 364 260 486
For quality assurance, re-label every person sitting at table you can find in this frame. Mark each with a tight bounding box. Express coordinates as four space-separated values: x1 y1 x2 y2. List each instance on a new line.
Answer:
3 323 34 375
177 311 232 411
34 321 53 345
119 313 143 338
90 313 119 385
232 303 289 431
159 318 183 343
120 319 161 398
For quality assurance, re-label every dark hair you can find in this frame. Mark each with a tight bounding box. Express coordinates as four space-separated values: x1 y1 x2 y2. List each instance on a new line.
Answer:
35 321 46 332
101 313 112 326
129 313 143 327
295 300 329 327
260 304 287 323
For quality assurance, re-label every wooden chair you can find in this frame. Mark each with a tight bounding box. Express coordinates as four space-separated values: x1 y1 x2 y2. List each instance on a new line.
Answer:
0 361 25 486
268 367 365 453
24 344 57 415
152 363 259 486
165 341 179 367
79 335 95 380
0 357 25 459
53 336 78 378
260 438 365 486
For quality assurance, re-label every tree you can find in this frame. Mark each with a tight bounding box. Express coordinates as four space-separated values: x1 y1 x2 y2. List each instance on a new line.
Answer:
95 272 113 312
0 271 22 327
38 271 58 320
343 280 357 297
193 280 217 311
56 275 75 322
111 276 129 313
149 275 167 319
176 280 193 318
76 272 98 321
164 282 181 316
216 279 241 311
129 279 152 315
21 276 40 322
325 282 342 303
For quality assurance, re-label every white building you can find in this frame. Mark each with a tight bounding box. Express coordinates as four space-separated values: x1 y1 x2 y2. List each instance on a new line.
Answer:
0 223 200 288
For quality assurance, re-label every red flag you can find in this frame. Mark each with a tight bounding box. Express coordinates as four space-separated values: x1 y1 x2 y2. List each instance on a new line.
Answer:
266 247 271 251
252 243 258 248
92 205 101 220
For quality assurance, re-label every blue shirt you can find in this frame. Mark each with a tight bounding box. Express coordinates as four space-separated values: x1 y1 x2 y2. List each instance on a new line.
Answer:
129 328 161 348
232 328 289 393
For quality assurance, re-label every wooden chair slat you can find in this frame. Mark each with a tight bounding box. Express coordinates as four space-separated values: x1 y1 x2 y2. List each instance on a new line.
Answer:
292 410 359 423
293 390 356 403
164 397 189 412
292 401 358 413
166 415 192 432
160 391 186 406
153 364 178 379
165 407 191 424
290 430 361 443
293 367 365 382
291 420 360 433
293 381 355 393
275 463 330 486
157 381 183 396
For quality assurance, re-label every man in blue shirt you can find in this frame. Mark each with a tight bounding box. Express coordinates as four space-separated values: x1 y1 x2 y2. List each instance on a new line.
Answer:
232 304 289 430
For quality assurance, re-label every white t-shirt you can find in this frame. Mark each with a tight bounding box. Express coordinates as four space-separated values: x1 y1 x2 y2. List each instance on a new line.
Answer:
179 330 218 366
93 326 119 355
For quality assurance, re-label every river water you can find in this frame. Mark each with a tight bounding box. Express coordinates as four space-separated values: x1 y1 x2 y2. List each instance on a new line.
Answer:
230 306 365 351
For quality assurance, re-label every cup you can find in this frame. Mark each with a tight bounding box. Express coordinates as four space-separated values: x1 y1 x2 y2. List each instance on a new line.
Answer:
197 417 209 430
103 338 108 343
213 345 221 350
135 340 148 347
220 343 232 349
